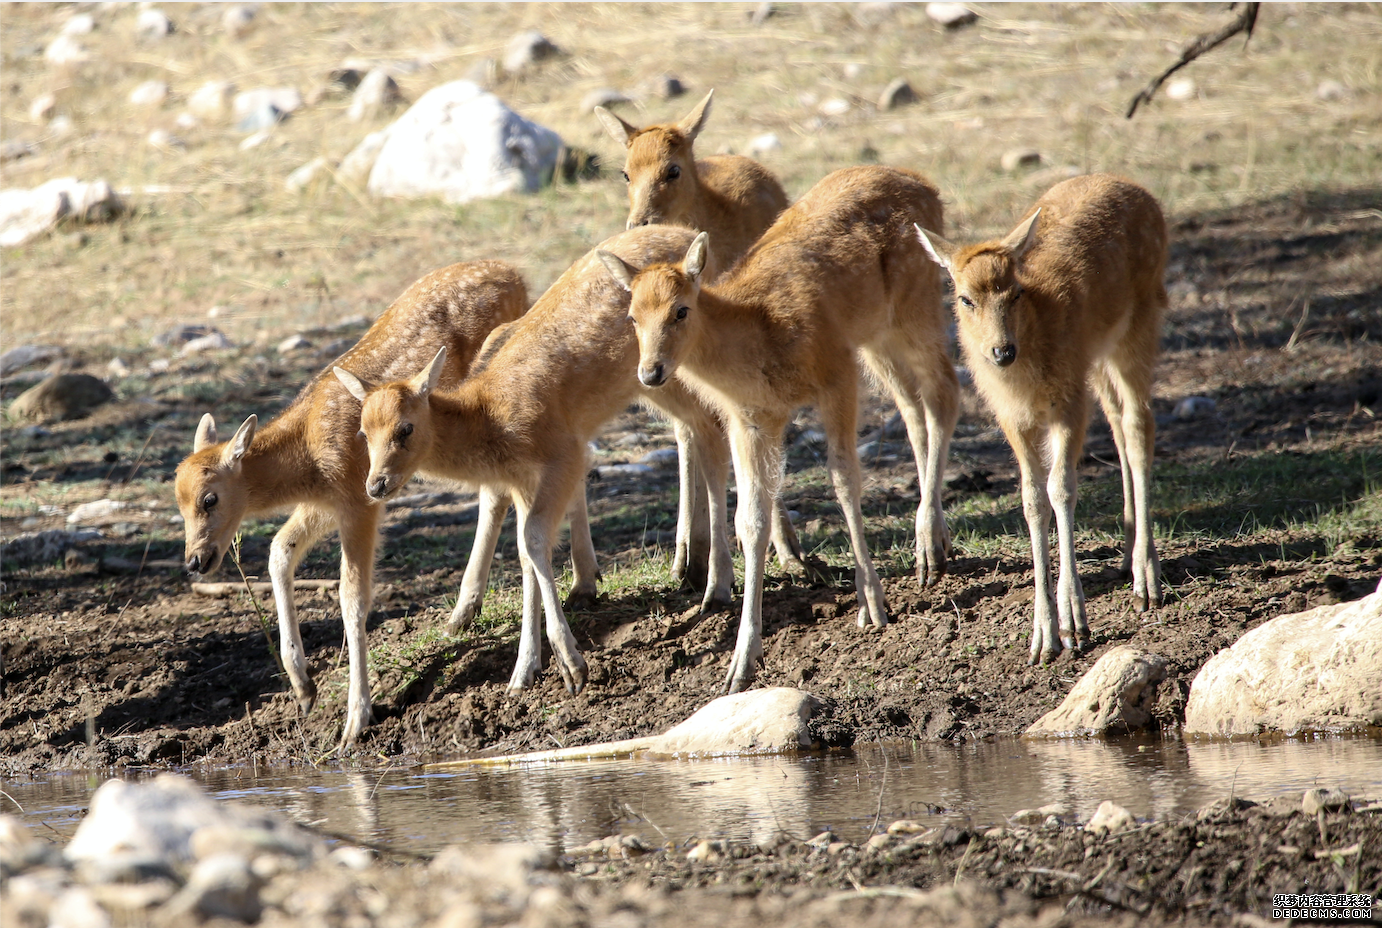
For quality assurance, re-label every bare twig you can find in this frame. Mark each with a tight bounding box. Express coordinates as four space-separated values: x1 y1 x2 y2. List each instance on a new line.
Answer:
1126 3 1260 118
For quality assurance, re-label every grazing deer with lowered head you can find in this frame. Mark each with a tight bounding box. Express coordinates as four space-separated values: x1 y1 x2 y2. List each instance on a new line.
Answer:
336 226 746 695
600 165 961 694
916 173 1167 663
596 89 806 578
173 261 583 748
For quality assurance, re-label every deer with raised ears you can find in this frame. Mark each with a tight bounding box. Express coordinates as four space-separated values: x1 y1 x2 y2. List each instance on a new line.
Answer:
595 89 805 576
335 226 744 695
600 165 961 694
915 173 1168 664
172 260 581 748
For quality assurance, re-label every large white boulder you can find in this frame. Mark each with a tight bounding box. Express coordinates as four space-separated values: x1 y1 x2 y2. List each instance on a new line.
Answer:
0 178 121 247
1024 646 1167 737
367 81 562 204
1184 589 1382 737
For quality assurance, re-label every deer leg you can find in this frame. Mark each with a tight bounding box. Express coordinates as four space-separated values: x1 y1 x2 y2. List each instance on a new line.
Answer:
1010 427 1060 663
1093 369 1136 576
1112 365 1162 611
515 472 588 695
682 414 734 611
723 416 781 694
509 538 544 690
820 384 889 631
450 485 510 634
268 505 334 714
336 505 381 748
1046 413 1091 652
770 499 807 576
562 475 601 611
671 419 711 592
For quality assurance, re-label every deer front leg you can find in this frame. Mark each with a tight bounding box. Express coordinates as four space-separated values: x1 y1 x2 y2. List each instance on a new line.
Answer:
1046 418 1090 652
1011 428 1060 664
336 505 381 748
450 485 510 634
724 418 780 693
268 505 334 714
509 542 544 690
821 387 889 630
562 475 601 612
683 417 734 611
671 419 710 592
516 487 588 695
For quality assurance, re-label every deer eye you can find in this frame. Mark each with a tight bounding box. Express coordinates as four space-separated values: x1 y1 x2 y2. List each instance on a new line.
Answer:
394 423 413 444
666 164 680 182
202 493 218 512
958 295 975 309
621 171 629 183
675 305 689 321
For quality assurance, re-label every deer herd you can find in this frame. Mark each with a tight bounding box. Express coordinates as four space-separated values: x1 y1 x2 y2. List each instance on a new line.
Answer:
175 91 1171 747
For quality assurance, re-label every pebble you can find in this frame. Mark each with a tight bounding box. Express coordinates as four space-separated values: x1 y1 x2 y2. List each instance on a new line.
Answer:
30 93 57 122
285 158 329 193
239 130 272 151
153 323 216 347
328 845 375 871
129 80 169 108
234 88 303 120
748 133 782 156
818 97 851 118
1000 148 1041 172
1085 799 1136 836
347 68 402 122
1173 395 1216 420
926 2 977 27
886 819 927 835
685 840 724 862
181 332 236 355
503 30 559 74
1165 78 1196 101
644 73 686 99
1316 79 1348 101
61 13 97 36
237 103 286 133
223 5 257 38
878 77 918 111
1010 803 1064 826
45 35 90 65
135 9 173 40
1302 787 1350 815
581 87 631 113
188 81 235 119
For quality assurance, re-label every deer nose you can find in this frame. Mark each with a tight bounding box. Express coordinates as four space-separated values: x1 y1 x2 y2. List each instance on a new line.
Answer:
186 548 213 575
368 475 390 499
991 343 1017 367
639 362 666 387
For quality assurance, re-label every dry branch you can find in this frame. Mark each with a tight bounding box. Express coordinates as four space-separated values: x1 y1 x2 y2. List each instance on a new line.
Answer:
1126 3 1260 118
192 579 338 598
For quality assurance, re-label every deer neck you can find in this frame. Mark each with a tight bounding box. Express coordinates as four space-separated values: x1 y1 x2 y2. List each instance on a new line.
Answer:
421 383 508 483
237 412 322 514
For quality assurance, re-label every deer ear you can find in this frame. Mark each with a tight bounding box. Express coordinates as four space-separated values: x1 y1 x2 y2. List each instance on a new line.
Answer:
594 106 638 147
1003 208 1041 260
222 415 257 467
412 346 446 397
193 413 217 452
597 250 638 292
684 232 710 284
677 90 713 143
915 225 957 273
334 367 370 403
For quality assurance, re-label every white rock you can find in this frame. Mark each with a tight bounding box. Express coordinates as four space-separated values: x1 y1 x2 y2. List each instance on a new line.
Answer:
1086 800 1136 835
44 35 90 66
1302 787 1350 815
49 115 74 136
1166 78 1196 101
276 334 312 353
926 2 977 27
0 178 121 248
49 887 110 928
640 447 679 468
596 463 654 479
233 87 302 119
503 30 559 74
175 112 199 130
1001 149 1041 172
66 500 129 525
107 358 131 377
30 93 57 122
1184 591 1382 736
136 8 174 39
1024 646 1167 736
748 132 782 156
818 97 851 117
347 68 402 122
285 157 329 193
1174 396 1216 420
61 13 97 36
580 87 631 113
1010 803 1065 825
367 81 563 204
0 344 61 376
328 845 374 871
223 5 257 38
129 80 169 107
339 129 389 183
1316 79 1349 101
147 130 185 150
239 131 272 151
181 332 236 354
188 81 235 119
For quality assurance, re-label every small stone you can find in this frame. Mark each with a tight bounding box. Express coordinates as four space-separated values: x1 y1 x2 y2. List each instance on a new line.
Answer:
1000 149 1041 172
67 500 128 525
181 332 236 355
1316 79 1349 101
107 358 130 378
175 112 199 130
223 5 257 38
328 845 374 870
581 87 631 113
347 68 402 122
818 97 851 117
165 853 263 922
686 840 723 862
878 77 918 111
239 130 272 151
886 819 927 835
1165 78 1196 101
639 447 679 468
748 133 782 156
152 323 217 347
44 35 90 65
277 335 313 354
188 81 235 119
237 103 286 134
147 130 185 150
0 344 61 376
234 87 303 120
1010 803 1064 826
1302 787 1349 815
926 2 977 27
285 157 329 193
1174 395 1216 420
10 374 114 424
136 8 173 40
339 129 388 183
646 73 685 99
865 833 893 850
503 31 559 75
806 830 833 848
750 3 775 25
1086 800 1136 836
29 93 57 122
61 13 97 36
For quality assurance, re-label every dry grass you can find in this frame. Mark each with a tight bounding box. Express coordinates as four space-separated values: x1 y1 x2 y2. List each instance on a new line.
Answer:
3 3 1379 352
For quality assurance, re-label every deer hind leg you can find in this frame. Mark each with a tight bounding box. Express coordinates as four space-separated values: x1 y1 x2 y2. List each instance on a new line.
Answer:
861 341 959 589
336 504 382 748
682 416 735 611
515 470 588 695
268 505 335 714
1008 426 1060 663
450 485 511 634
723 414 783 693
1102 354 1161 610
509 537 544 690
1046 405 1092 652
671 419 711 592
1092 370 1136 576
562 475 601 611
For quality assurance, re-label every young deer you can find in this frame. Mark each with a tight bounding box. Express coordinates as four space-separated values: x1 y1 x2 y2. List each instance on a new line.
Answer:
595 89 805 577
173 261 584 748
600 165 961 694
916 173 1167 664
336 226 745 695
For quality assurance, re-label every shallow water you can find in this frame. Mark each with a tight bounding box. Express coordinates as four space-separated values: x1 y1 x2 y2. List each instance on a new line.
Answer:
7 735 1381 857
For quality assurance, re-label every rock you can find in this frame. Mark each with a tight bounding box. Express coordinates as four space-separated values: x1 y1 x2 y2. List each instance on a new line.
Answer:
135 8 173 40
0 178 122 246
643 73 686 99
45 35 90 66
29 93 57 122
347 68 402 122
1174 395 1216 420
1024 646 1167 737
1086 800 1136 836
639 447 679 468
327 845 374 871
163 853 263 922
748 133 782 156
129 80 169 107
1316 79 1349 101
339 129 389 183
1165 77 1196 101
0 814 62 874
239 130 272 151
48 887 109 928
234 87 302 121
327 67 366 93
879 78 918 111
818 97 851 118
188 81 235 119
580 87 631 113
1010 803 1064 826
367 81 563 204
66 500 129 525
1184 591 1382 736
9 373 113 423
503 30 560 75
1302 788 1350 815
285 158 329 193
62 13 97 36
181 332 236 355
1001 148 1041 172
237 103 285 133
749 3 775 25
1 140 35 163
926 2 977 27
686 840 725 862
0 344 61 376
1 530 103 567
223 5 257 38
887 820 928 835
147 130 185 150
596 463 654 479
277 335 313 354
152 323 219 347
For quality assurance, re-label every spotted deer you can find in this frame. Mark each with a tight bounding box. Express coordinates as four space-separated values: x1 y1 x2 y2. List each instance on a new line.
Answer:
595 89 806 577
172 261 578 748
916 173 1167 663
600 165 961 694
336 226 747 695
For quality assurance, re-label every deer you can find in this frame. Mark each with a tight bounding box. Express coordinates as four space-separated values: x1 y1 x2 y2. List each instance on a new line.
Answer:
915 173 1168 664
335 226 748 697
595 89 806 578
172 260 598 748
599 164 961 694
